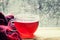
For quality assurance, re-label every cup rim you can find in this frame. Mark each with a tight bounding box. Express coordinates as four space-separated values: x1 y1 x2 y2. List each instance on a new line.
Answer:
15 14 39 23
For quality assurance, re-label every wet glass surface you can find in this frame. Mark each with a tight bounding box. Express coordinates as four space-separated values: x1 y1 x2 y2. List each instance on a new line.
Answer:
0 0 60 27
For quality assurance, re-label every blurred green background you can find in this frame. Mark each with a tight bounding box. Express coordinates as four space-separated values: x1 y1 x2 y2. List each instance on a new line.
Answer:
0 0 60 27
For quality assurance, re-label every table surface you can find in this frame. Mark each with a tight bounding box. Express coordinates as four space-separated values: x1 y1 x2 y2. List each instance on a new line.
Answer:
22 27 60 40
34 27 60 38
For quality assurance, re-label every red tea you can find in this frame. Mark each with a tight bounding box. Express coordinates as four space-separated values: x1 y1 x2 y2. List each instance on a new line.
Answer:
14 21 39 38
14 14 39 38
